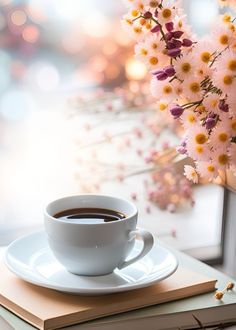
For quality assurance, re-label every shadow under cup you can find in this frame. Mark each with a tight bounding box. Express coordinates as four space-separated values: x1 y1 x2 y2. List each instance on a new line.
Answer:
44 195 141 276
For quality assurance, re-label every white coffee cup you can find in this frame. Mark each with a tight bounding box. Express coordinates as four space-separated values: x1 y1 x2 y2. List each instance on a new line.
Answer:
44 194 154 276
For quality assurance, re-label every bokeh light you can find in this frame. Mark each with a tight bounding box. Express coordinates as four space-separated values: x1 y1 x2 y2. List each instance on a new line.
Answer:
125 58 147 80
22 25 39 43
10 10 27 26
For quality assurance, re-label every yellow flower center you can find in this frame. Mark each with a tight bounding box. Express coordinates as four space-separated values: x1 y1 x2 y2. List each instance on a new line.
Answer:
232 43 236 51
223 14 231 22
149 0 158 7
181 62 191 73
145 23 152 29
201 52 211 63
138 3 144 9
162 8 172 19
218 133 228 142
229 24 236 32
190 82 200 93
228 60 236 71
159 103 167 111
211 99 218 107
149 56 158 65
196 105 206 113
218 154 228 165
195 133 207 144
223 75 233 85
187 114 196 123
198 69 204 75
139 18 146 25
133 27 142 34
231 120 236 131
125 18 133 25
131 10 139 17
178 20 183 28
140 48 148 56
176 86 183 94
207 165 215 172
163 85 172 94
220 34 229 45
152 43 158 49
196 145 203 153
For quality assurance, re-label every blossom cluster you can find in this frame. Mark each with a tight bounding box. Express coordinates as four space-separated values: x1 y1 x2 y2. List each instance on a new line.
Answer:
122 0 236 183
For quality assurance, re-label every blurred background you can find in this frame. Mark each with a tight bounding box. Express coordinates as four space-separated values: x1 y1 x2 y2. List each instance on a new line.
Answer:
0 0 222 245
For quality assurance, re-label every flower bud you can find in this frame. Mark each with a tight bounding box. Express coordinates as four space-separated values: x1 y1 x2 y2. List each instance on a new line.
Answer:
156 71 168 80
218 99 229 112
205 117 217 130
170 105 184 118
172 39 182 48
151 24 160 33
176 145 187 154
227 282 234 290
215 291 224 300
167 48 181 58
172 30 184 38
164 65 175 77
182 38 193 47
144 11 152 19
165 22 174 32
165 32 174 41
167 41 177 50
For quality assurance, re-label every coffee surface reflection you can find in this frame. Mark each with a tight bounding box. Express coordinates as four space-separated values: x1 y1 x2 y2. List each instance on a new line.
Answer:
54 208 126 224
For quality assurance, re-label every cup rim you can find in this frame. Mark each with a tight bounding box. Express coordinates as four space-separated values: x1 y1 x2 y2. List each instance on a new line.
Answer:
44 194 138 225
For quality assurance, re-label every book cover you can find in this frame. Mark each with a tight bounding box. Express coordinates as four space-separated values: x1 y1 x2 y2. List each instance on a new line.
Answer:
0 263 216 330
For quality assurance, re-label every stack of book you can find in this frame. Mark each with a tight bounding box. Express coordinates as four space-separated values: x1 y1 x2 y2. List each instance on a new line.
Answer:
1 256 236 330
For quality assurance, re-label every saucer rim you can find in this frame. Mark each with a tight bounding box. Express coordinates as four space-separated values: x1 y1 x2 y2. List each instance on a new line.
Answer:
4 231 178 295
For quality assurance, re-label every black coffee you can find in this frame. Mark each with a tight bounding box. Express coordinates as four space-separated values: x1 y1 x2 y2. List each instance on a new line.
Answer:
54 208 126 224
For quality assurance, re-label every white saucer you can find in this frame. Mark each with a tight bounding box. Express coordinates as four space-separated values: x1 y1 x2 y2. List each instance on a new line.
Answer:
5 231 178 296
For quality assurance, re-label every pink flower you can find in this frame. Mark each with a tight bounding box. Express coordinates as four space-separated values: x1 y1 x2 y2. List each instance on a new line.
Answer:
182 76 204 101
196 161 219 182
194 38 215 65
216 49 236 74
184 165 198 183
211 147 231 170
181 110 199 129
203 94 221 115
185 126 211 161
211 23 234 50
210 122 231 148
173 52 196 80
150 76 177 101
212 69 236 95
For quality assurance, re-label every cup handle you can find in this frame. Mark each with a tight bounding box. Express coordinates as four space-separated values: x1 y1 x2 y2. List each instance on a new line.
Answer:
117 228 154 270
